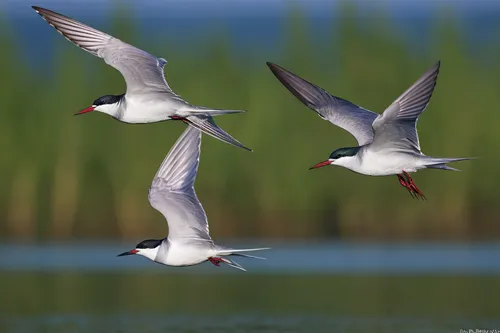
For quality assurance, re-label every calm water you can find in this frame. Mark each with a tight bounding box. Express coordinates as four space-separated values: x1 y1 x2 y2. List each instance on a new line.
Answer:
2 242 500 274
2 242 499 332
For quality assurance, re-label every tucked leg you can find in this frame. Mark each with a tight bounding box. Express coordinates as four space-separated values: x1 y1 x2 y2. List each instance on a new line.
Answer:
208 257 224 267
171 115 189 124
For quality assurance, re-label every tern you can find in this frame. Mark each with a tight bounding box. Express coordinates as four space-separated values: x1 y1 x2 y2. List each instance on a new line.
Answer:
117 126 268 270
267 61 471 199
32 6 251 151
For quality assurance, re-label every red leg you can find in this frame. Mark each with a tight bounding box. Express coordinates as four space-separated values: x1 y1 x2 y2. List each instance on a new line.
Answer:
397 174 409 188
170 115 189 124
403 171 426 200
397 174 415 198
208 257 224 267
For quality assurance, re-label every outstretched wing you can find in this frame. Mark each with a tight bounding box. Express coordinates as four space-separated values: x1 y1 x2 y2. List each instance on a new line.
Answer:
148 127 212 243
370 61 440 153
32 6 178 96
267 62 378 146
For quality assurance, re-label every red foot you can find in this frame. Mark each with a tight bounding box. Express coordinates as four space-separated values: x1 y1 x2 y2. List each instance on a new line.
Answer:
208 257 224 267
397 172 427 200
397 174 408 188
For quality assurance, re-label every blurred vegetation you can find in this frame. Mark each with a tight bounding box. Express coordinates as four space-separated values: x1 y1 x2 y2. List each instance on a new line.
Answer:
1 4 499 241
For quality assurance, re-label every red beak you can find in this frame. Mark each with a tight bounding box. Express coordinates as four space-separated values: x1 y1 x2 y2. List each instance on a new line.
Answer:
309 160 331 170
117 249 139 257
75 106 95 115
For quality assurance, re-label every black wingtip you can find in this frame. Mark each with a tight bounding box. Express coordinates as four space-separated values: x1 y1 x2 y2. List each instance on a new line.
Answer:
266 62 283 75
236 144 253 152
431 60 441 73
31 6 55 18
31 6 45 17
266 62 292 84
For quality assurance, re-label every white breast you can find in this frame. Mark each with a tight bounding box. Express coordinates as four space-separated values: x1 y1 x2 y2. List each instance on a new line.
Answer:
337 149 422 176
119 95 183 123
161 241 216 267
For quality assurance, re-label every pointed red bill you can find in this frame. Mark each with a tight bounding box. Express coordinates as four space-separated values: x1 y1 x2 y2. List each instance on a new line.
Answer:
309 160 331 170
117 249 138 257
75 106 95 115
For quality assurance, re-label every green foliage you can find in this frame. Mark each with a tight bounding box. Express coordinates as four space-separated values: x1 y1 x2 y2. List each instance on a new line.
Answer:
1 7 498 240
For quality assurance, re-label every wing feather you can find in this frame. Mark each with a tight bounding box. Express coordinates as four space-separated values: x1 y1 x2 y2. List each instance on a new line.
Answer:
267 62 378 146
370 61 440 153
148 127 212 243
32 6 176 96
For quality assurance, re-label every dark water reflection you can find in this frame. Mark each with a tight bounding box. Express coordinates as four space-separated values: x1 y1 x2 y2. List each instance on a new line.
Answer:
4 314 500 333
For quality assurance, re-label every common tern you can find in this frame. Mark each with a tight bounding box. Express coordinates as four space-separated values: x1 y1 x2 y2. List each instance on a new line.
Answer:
117 126 268 270
267 61 471 199
32 6 251 151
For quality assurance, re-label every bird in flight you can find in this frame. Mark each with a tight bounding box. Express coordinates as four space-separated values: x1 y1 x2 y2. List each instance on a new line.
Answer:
32 6 251 151
267 61 471 199
118 126 268 270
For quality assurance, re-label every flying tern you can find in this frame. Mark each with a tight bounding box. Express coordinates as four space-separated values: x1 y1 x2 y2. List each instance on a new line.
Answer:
117 126 268 270
32 6 251 151
267 61 471 199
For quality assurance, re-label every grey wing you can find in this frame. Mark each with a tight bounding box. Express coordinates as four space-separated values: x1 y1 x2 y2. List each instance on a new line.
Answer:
267 62 378 146
370 61 440 153
32 6 177 96
148 127 212 243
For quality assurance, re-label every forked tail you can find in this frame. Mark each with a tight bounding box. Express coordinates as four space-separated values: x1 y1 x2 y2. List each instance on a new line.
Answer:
185 116 252 152
213 247 270 271
424 157 474 171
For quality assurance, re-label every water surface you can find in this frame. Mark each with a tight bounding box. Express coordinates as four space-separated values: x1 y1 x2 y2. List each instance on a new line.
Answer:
2 242 498 332
2 242 500 274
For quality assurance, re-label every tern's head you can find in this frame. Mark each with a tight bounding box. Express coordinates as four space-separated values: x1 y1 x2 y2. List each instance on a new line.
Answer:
75 94 124 116
309 146 361 170
117 239 162 261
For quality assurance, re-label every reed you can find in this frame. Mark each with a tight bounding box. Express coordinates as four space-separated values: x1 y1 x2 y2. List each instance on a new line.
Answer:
1 6 498 240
